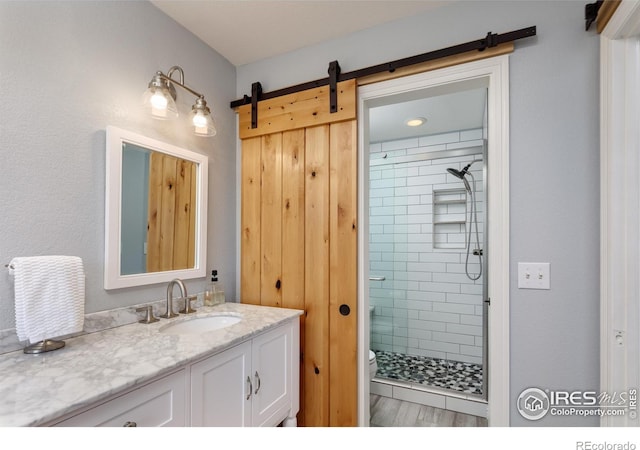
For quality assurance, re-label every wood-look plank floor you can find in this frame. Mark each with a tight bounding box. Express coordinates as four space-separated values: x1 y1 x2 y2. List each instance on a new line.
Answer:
369 394 488 427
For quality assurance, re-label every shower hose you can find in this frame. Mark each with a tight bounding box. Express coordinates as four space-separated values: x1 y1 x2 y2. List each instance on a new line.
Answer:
465 172 483 281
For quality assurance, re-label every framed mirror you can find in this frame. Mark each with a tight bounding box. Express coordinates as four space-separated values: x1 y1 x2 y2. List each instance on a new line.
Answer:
104 126 208 289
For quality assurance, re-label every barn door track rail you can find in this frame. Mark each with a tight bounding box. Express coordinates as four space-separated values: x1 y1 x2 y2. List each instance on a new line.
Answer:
231 26 537 128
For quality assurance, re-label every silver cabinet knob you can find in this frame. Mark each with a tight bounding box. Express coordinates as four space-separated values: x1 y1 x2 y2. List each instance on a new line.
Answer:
123 421 137 427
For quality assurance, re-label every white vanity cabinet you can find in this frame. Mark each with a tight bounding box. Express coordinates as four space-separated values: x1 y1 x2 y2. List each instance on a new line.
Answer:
48 317 299 427
190 319 298 427
53 369 187 427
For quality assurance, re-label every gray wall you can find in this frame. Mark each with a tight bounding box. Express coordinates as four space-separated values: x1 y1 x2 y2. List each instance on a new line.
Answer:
237 1 600 426
121 144 149 276
0 2 237 328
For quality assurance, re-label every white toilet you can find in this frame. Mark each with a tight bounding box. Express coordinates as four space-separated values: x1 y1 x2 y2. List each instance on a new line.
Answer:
369 305 378 380
369 350 378 380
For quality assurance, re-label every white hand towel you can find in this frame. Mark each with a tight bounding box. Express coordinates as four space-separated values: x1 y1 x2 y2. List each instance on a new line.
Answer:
10 255 85 344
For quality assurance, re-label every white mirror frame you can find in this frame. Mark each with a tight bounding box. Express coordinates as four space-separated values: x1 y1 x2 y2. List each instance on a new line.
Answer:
104 126 208 289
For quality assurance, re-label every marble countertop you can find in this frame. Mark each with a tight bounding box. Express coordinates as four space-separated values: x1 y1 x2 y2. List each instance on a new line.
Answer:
0 302 302 427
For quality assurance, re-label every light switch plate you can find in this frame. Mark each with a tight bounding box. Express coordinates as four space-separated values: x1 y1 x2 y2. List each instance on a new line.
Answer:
518 262 550 290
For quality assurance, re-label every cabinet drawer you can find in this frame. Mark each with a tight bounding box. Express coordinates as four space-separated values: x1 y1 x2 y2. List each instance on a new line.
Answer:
53 370 186 427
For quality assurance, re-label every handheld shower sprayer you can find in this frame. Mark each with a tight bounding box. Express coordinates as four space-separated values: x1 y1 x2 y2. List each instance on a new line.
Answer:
445 160 482 281
446 162 474 193
446 162 473 178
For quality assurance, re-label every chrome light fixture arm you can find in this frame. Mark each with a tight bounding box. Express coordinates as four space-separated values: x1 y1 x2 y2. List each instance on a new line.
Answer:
144 65 216 137
158 65 205 100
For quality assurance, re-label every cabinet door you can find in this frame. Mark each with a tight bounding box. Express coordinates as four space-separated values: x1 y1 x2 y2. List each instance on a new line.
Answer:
54 370 186 427
251 323 291 426
190 341 252 426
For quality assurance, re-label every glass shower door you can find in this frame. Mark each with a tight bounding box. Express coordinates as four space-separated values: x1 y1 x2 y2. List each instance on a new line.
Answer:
369 147 485 398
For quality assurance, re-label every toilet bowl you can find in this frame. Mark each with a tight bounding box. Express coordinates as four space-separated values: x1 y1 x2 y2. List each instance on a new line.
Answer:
369 305 377 380
369 350 378 380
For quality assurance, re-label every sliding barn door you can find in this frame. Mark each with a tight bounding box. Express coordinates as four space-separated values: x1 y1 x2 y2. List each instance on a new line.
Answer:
238 80 357 426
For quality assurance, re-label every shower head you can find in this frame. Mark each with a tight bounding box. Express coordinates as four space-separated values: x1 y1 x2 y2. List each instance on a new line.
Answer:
446 162 475 193
447 162 474 180
446 167 466 179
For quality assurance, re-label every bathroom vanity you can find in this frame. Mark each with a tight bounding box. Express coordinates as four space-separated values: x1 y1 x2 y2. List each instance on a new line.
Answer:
0 303 301 427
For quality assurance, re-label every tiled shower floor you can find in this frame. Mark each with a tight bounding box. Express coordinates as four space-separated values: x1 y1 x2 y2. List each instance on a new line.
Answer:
373 350 483 396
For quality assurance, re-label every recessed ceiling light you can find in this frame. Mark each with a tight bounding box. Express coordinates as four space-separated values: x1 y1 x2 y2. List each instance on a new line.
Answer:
406 117 426 127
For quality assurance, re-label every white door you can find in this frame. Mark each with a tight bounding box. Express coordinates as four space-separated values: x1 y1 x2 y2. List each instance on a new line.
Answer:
357 56 510 425
600 1 640 427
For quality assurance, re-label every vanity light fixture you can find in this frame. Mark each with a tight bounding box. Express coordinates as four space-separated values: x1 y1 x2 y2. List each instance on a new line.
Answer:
406 117 427 127
142 65 217 137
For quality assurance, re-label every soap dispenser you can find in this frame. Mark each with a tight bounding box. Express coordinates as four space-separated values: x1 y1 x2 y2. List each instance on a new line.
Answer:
211 270 225 305
204 270 225 306
204 270 215 306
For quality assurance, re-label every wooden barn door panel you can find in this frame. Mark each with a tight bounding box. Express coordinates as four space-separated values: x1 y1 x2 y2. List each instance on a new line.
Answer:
241 137 262 305
281 129 306 312
303 125 331 426
282 129 307 425
260 134 283 308
329 120 358 426
239 80 357 426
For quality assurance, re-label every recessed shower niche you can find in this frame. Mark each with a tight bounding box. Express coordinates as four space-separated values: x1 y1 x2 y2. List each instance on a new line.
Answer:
432 188 468 250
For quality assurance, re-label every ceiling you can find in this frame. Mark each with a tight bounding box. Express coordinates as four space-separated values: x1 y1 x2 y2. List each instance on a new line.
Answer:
150 1 450 66
151 0 482 143
369 88 486 143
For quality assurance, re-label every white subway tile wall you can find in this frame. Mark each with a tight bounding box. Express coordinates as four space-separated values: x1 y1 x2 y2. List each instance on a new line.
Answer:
369 129 485 365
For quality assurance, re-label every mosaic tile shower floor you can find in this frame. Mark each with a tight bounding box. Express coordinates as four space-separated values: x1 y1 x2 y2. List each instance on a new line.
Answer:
373 350 483 396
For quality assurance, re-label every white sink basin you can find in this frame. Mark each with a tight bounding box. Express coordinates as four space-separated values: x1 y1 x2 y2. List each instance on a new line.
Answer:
160 314 242 335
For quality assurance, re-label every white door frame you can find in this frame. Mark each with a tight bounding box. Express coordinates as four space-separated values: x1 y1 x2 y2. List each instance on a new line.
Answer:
356 55 511 426
600 0 640 427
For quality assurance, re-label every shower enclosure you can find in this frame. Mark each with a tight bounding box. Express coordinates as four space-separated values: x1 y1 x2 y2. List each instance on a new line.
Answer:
369 128 487 399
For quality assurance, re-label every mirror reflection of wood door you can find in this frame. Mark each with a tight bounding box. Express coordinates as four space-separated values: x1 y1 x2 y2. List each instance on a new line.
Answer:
147 152 196 272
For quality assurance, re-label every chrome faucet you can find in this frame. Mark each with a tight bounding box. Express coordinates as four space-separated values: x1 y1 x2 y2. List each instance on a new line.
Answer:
160 278 187 319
